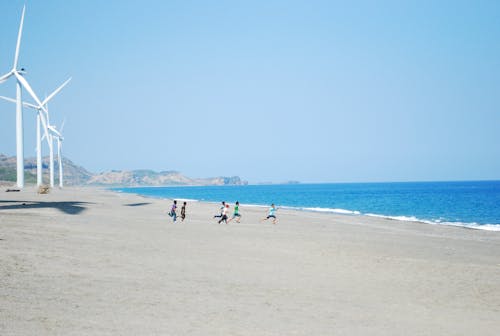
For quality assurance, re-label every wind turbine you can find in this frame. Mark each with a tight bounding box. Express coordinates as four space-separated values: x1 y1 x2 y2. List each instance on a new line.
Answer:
0 5 51 188
0 77 71 186
52 120 65 188
0 96 51 186
43 102 67 188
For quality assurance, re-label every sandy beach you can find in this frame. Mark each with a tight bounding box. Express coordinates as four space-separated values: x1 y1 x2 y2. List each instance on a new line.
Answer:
1 187 499 335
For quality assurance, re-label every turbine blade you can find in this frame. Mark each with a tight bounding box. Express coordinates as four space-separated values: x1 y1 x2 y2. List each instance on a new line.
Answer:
41 77 72 106
60 118 66 133
24 102 39 109
0 95 39 109
48 125 62 138
0 95 18 104
13 71 48 115
0 71 14 83
13 5 26 70
38 111 51 148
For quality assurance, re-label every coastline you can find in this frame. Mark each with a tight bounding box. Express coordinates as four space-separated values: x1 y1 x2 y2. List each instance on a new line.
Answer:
113 185 500 232
1 186 500 335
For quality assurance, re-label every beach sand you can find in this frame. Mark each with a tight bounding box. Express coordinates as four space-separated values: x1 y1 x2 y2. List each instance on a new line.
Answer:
1 187 499 335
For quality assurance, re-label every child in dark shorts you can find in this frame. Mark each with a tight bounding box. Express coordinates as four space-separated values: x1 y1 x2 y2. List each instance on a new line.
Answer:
261 203 277 224
181 202 186 221
228 201 241 223
218 204 230 224
214 201 225 219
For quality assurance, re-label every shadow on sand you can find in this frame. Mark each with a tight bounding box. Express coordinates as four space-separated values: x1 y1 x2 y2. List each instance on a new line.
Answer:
0 200 93 215
123 202 152 207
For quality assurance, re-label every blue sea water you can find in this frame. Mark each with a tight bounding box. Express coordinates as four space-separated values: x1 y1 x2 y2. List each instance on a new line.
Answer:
113 181 500 231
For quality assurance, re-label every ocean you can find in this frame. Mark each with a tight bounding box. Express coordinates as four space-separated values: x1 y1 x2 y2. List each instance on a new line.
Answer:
113 180 500 231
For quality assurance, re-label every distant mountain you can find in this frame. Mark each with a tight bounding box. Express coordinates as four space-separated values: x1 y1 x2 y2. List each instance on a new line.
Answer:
0 154 247 187
88 169 246 186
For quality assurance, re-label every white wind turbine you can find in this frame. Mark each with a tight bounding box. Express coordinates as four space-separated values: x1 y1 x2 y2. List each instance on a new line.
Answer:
52 120 65 188
44 81 71 188
0 5 51 188
0 97 51 186
0 77 71 186
42 102 67 188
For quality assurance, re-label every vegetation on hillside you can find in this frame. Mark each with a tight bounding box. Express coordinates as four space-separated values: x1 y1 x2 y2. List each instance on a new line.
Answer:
0 167 37 184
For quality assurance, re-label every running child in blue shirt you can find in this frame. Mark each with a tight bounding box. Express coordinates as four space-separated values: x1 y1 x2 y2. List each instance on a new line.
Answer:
261 203 277 224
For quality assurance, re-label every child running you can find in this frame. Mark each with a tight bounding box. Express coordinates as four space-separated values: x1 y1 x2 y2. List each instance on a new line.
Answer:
227 201 241 223
218 203 230 224
168 200 177 222
213 201 226 219
181 201 186 222
261 203 277 224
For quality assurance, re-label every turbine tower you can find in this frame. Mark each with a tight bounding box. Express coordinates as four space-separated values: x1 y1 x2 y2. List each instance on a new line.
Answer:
0 6 50 188
51 120 65 188
41 102 63 188
0 77 71 186
0 97 51 185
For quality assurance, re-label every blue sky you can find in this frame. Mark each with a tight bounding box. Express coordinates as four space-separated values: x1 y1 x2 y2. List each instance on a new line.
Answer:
0 0 499 183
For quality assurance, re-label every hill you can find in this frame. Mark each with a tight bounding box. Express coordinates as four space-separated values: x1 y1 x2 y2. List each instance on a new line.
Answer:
0 154 247 187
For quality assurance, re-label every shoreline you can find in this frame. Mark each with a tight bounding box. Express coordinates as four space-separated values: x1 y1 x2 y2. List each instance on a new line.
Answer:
113 187 500 232
2 186 500 335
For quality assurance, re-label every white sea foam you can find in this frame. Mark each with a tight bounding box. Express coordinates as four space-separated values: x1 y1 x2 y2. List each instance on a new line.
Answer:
202 201 268 209
171 198 199 202
366 213 420 222
432 221 500 231
243 203 270 208
249 205 500 231
365 213 500 231
302 207 361 215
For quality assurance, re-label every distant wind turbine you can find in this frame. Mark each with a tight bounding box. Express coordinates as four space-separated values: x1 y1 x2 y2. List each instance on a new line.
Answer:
54 119 65 188
43 103 66 188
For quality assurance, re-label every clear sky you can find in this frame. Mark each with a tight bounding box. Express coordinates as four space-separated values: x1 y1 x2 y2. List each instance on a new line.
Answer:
1 0 499 183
